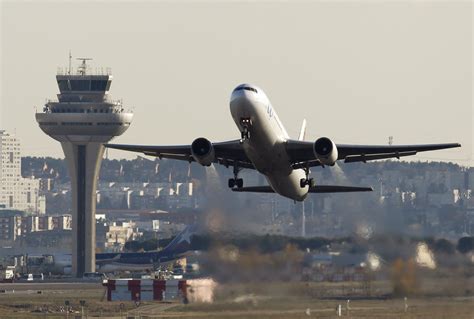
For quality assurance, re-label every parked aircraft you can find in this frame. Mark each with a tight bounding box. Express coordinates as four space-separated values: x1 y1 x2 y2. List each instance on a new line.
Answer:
95 225 196 272
44 226 196 273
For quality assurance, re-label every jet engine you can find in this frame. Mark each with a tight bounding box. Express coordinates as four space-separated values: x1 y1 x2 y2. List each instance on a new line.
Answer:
314 137 338 166
191 137 215 166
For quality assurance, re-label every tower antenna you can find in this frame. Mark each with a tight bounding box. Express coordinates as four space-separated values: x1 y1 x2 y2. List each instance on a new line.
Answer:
388 136 393 146
76 57 93 75
68 50 72 75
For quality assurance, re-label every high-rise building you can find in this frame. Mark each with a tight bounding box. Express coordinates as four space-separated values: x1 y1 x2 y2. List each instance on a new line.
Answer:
0 130 43 213
0 215 22 241
0 130 20 208
35 58 133 276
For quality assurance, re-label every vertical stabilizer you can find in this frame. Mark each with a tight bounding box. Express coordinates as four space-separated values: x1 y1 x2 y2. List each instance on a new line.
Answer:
160 224 198 255
298 119 307 141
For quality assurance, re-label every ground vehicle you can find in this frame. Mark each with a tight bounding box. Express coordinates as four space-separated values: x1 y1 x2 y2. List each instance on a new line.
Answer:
32 273 44 281
82 272 107 281
20 273 33 281
0 266 15 282
172 266 184 279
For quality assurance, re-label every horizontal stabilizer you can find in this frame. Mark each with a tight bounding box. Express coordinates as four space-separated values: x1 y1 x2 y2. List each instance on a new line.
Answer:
232 186 276 193
308 185 373 193
232 185 373 194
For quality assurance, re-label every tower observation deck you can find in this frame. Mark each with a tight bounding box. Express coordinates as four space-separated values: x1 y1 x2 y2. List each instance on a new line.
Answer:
36 58 133 277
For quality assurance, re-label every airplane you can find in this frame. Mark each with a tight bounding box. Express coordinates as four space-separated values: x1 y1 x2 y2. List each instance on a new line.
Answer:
44 226 196 273
95 225 196 272
106 83 461 202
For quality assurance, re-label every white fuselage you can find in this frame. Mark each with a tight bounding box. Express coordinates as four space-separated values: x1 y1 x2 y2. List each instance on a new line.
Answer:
230 85 308 201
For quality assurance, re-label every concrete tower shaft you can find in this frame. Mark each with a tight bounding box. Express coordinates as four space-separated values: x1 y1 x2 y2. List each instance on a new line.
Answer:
35 59 133 277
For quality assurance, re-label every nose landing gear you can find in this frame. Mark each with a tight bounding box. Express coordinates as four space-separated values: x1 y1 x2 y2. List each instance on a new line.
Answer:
240 118 252 142
241 127 250 140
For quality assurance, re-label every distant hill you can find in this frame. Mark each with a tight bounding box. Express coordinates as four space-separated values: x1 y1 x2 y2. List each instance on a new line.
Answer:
22 156 467 184
21 156 206 183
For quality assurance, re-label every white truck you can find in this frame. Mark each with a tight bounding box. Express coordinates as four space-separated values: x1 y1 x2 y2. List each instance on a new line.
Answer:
0 266 15 282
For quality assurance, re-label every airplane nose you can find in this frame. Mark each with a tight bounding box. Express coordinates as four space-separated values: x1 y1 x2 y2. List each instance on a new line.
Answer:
230 90 258 118
230 95 253 113
230 85 259 103
230 90 250 104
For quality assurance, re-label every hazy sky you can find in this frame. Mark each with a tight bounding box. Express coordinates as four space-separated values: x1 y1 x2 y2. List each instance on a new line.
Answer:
1 1 472 164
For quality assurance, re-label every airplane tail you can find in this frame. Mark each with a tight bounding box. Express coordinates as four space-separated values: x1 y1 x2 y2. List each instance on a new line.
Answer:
298 119 307 141
159 224 198 256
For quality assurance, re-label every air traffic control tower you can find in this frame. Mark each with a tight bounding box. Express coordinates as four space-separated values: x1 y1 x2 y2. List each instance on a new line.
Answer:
36 58 133 277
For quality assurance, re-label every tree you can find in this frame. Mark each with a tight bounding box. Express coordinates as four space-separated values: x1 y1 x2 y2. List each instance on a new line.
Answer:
119 195 129 209
433 238 455 255
457 237 474 254
124 240 142 252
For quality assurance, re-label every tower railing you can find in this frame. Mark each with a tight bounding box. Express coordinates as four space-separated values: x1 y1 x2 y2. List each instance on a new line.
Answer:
40 100 133 114
45 97 127 105
57 67 113 76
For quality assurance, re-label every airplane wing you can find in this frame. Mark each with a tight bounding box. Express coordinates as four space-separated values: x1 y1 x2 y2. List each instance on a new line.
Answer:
286 141 461 168
105 140 255 169
233 185 373 193
107 140 460 170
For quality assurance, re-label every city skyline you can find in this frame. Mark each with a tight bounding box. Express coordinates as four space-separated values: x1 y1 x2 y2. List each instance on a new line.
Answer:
1 1 472 164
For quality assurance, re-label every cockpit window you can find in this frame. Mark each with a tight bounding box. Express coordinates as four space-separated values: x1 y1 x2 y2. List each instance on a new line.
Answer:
235 87 258 94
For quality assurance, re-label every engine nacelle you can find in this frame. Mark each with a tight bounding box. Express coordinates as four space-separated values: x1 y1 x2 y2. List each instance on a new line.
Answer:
191 137 215 166
313 137 338 166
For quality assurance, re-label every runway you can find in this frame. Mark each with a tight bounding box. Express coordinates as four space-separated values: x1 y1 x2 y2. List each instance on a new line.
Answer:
0 281 102 292
0 280 472 318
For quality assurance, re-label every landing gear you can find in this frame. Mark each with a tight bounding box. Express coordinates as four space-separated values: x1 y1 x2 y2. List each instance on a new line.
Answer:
300 177 315 188
241 127 250 140
300 166 314 188
228 178 244 188
228 165 244 188
240 118 251 142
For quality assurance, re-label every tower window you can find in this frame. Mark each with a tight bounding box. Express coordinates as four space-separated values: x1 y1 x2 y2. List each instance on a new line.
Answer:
70 80 91 91
57 80 71 91
91 80 108 91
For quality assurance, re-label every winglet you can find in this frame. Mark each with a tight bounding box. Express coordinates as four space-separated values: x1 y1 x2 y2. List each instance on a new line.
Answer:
298 119 307 141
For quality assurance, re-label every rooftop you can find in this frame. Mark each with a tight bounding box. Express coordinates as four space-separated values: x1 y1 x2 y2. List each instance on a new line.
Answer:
57 57 112 76
57 67 112 76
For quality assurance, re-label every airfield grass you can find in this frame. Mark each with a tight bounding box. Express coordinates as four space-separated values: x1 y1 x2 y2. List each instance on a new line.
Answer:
0 280 472 318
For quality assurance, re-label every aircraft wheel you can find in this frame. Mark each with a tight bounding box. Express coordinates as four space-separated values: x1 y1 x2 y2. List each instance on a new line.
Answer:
236 178 244 188
300 178 307 188
228 178 236 188
241 126 250 140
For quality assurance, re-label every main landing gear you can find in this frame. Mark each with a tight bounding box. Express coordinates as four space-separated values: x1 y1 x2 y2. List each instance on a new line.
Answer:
228 165 244 188
240 118 251 142
228 178 243 188
300 177 315 188
300 167 315 188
